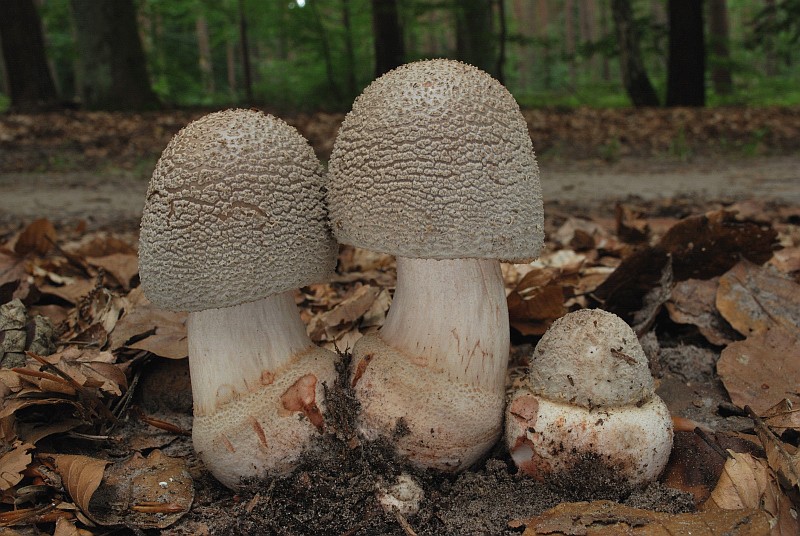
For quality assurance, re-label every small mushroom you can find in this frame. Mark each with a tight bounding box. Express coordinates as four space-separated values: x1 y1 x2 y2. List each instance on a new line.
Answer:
139 109 338 488
505 309 673 487
327 60 544 471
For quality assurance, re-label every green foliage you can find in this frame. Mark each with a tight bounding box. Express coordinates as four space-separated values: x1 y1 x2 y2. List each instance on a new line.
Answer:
5 0 799 112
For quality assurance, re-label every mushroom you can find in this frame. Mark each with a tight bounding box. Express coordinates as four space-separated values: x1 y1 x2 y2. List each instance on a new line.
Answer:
505 309 673 487
138 109 338 488
327 60 544 471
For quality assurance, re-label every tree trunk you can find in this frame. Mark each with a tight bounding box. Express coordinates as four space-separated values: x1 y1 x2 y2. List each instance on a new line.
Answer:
599 0 611 81
495 0 506 84
611 0 660 106
69 0 159 110
579 0 598 81
226 40 237 101
565 0 576 86
238 0 253 105
708 0 732 95
0 0 59 111
308 0 341 102
196 15 215 95
455 0 496 76
372 0 404 77
341 0 358 98
666 0 705 107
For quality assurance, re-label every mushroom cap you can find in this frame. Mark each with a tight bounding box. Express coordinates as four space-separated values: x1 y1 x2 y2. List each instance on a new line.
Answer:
327 59 543 262
139 109 337 312
529 309 654 408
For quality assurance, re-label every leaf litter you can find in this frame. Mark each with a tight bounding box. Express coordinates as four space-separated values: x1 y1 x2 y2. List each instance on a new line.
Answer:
0 194 798 534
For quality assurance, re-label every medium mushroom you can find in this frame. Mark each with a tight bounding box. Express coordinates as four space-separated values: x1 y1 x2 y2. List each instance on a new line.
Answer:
139 109 338 488
505 309 673 487
327 60 544 471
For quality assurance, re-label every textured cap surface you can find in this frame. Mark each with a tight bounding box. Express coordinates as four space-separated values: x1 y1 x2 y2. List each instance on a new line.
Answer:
327 59 543 261
529 309 654 407
139 109 336 311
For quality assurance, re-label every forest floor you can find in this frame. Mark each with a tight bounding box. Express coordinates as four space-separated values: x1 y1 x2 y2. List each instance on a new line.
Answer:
0 109 798 535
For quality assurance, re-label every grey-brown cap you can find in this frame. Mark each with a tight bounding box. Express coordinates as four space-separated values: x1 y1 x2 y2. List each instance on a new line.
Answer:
139 109 337 312
327 59 543 262
529 309 654 408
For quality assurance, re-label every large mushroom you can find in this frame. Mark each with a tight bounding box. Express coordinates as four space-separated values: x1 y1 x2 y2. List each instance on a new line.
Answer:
327 60 544 471
139 109 338 488
505 309 673 487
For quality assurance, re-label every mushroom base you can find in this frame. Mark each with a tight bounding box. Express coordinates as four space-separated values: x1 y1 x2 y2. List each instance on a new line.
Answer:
351 332 505 472
192 345 337 488
505 389 673 487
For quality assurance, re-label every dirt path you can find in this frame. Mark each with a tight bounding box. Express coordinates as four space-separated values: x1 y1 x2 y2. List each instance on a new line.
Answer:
1 155 798 228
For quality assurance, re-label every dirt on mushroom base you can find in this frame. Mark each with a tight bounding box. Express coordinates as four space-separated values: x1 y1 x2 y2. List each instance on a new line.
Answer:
150 352 694 536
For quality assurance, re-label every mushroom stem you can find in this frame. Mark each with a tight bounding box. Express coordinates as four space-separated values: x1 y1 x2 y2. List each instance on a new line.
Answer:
381 257 509 392
351 257 509 471
187 290 312 416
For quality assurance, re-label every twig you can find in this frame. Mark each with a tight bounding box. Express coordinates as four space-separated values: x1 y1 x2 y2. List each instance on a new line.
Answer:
393 509 418 536
694 427 731 460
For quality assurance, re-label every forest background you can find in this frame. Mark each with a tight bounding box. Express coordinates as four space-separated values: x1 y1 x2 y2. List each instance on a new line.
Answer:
2 0 800 115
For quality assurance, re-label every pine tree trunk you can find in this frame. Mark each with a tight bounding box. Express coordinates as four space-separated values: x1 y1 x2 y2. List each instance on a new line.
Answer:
611 0 660 106
196 15 215 95
708 0 733 95
565 0 576 86
455 0 496 76
237 0 253 105
69 0 159 110
0 0 59 111
341 0 358 97
666 0 705 106
372 0 404 78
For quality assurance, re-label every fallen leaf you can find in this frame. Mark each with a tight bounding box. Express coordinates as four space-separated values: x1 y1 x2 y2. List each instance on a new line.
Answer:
666 278 738 346
14 219 56 256
748 407 800 506
47 454 109 520
109 287 188 358
708 451 798 535
507 269 569 336
308 284 380 342
762 399 800 436
519 499 770 535
716 260 800 337
0 441 34 491
86 253 139 290
717 326 800 414
89 450 193 528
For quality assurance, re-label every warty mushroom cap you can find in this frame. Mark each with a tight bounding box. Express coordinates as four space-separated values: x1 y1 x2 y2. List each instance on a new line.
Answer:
529 309 654 408
327 59 543 262
139 108 337 312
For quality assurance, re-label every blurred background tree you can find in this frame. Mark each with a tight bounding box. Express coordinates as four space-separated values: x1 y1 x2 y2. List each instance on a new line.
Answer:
0 0 798 112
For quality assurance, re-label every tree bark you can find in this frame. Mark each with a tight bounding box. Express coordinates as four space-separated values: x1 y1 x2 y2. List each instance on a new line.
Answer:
69 0 159 110
196 15 215 95
238 0 253 105
0 0 59 111
611 0 660 106
666 0 705 107
455 0 496 76
708 0 732 95
341 0 358 98
372 0 404 78
495 0 506 84
565 0 576 86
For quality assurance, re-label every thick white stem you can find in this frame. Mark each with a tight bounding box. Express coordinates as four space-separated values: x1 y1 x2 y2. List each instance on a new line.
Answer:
187 291 313 416
380 257 509 392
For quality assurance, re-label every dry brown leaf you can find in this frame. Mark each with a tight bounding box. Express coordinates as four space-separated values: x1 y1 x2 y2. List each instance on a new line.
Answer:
308 284 380 342
717 326 800 414
749 407 800 504
0 441 34 491
666 278 738 346
519 499 770 535
716 260 800 337
708 451 799 535
507 269 570 336
38 279 96 305
762 399 800 436
769 246 800 275
53 517 92 536
14 219 56 256
109 287 187 359
48 454 109 520
89 450 193 528
86 253 139 290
